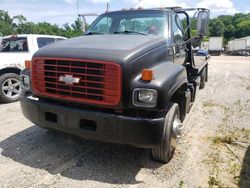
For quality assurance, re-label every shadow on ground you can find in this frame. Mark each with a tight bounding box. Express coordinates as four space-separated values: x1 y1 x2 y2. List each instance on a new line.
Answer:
0 126 162 185
239 146 250 188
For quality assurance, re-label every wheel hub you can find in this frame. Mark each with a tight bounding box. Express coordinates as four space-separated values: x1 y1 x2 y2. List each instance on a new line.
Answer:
171 115 183 149
2 78 21 99
172 116 183 138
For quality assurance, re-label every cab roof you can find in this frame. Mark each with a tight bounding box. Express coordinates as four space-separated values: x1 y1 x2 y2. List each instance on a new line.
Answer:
102 7 205 14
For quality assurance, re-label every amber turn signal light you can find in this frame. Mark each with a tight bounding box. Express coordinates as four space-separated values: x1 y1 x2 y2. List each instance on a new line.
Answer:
25 60 31 69
141 69 153 81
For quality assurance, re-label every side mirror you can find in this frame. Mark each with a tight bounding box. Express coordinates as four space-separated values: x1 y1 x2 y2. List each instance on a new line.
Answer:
197 10 210 36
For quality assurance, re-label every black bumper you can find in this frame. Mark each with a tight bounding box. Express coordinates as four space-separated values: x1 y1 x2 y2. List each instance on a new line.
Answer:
20 97 165 148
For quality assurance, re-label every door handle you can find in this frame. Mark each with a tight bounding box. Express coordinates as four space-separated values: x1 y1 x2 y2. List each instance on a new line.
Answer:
176 53 180 57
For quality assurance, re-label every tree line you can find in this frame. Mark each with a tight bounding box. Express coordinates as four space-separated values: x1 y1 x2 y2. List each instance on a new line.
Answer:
1 9 250 43
209 13 250 43
0 10 84 38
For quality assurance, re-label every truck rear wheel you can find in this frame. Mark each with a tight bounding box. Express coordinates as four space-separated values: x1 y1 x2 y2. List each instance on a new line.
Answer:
200 67 207 89
152 103 181 163
0 73 21 103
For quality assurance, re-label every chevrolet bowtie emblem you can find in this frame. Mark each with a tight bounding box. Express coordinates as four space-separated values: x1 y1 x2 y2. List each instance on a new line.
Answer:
59 74 80 85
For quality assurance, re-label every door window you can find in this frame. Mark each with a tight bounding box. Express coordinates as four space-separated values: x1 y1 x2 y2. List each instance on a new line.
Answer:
0 37 28 52
37 37 55 48
172 14 184 43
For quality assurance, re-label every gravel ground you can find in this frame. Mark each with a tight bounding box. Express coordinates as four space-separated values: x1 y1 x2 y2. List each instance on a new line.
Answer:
0 56 249 188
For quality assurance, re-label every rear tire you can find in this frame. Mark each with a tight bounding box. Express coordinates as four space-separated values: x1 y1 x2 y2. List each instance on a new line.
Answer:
200 67 207 89
152 103 181 163
0 73 21 103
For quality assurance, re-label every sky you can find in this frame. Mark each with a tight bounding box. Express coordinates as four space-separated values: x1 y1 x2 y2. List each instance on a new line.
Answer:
0 0 249 26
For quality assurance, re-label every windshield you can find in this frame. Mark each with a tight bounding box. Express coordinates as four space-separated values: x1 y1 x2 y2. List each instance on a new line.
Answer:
0 37 28 52
86 11 167 36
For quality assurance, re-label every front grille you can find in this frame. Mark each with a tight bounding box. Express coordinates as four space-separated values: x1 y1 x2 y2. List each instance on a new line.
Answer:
32 58 121 106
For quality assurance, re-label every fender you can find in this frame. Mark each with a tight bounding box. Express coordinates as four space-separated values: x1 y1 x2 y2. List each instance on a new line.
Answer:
0 66 22 76
130 61 187 110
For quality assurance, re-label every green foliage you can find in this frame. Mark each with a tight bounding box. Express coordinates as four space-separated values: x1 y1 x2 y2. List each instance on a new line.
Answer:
0 9 84 38
209 19 225 37
212 13 250 41
182 12 250 45
0 10 14 35
237 20 250 38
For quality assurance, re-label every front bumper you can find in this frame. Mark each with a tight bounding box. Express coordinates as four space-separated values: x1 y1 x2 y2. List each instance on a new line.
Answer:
20 96 165 148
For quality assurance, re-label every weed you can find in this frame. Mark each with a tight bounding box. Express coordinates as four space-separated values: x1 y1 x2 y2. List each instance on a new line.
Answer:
229 163 241 175
223 106 230 113
213 135 233 145
208 175 223 187
203 101 219 108
178 180 184 188
222 114 230 123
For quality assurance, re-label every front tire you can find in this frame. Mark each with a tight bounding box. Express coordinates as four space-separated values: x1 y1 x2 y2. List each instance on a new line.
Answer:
152 103 181 163
0 73 21 103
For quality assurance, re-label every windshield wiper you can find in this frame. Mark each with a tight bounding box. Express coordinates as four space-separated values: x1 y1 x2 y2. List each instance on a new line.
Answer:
113 30 148 36
85 31 104 35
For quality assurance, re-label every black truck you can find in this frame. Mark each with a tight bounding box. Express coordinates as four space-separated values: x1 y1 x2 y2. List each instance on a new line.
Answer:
20 7 210 163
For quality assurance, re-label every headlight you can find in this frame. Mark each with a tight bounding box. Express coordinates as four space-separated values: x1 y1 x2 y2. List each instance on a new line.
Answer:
138 90 156 103
21 75 30 90
132 88 158 108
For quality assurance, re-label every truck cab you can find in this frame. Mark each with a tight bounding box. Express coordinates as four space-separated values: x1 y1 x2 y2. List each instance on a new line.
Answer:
0 34 66 103
20 8 210 163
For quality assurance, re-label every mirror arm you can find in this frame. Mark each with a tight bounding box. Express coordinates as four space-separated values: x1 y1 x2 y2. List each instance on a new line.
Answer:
177 35 203 48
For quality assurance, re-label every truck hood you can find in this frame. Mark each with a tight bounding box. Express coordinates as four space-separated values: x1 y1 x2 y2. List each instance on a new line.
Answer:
33 35 167 63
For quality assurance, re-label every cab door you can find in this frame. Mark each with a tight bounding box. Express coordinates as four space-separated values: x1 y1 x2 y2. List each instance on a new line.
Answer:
172 13 187 65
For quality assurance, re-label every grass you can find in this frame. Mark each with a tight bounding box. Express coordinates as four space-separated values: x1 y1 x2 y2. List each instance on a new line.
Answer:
208 128 250 187
204 98 250 187
203 101 220 108
205 150 225 188
203 100 230 113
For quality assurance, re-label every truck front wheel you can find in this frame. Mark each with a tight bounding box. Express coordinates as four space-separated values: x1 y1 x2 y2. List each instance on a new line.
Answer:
152 103 182 163
0 73 21 103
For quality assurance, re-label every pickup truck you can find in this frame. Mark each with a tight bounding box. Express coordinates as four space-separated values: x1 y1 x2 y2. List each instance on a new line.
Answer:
20 7 210 163
0 34 66 103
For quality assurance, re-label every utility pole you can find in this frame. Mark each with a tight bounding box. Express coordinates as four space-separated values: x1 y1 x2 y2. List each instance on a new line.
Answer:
106 2 110 12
